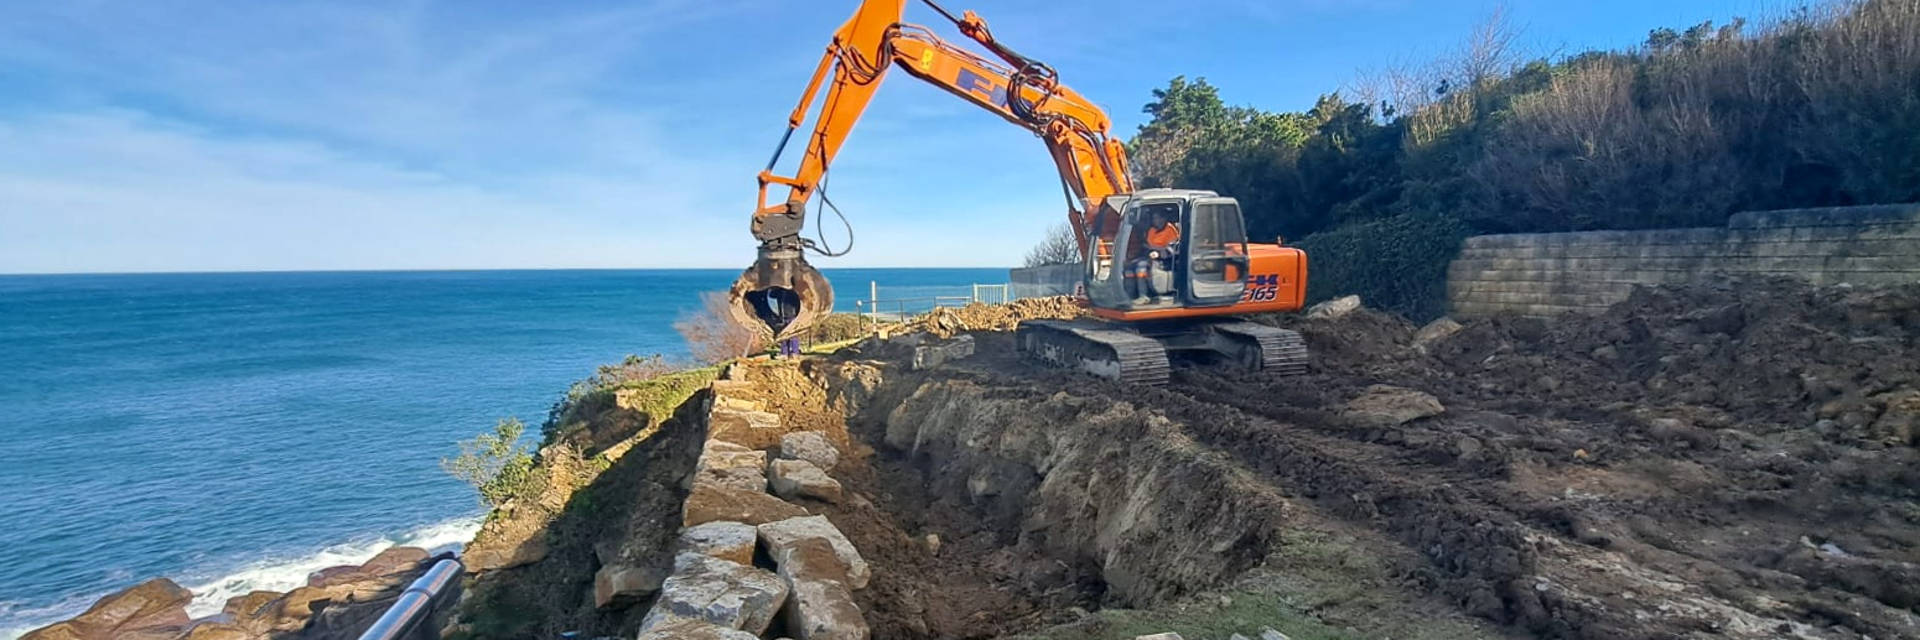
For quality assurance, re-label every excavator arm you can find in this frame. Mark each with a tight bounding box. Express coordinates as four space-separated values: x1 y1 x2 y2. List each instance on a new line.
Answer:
729 0 1135 341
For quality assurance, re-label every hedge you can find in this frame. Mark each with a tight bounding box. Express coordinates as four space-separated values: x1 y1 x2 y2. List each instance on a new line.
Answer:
1289 212 1469 321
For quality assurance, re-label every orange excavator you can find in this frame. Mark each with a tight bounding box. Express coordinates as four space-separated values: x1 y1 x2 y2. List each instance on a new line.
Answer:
728 0 1309 385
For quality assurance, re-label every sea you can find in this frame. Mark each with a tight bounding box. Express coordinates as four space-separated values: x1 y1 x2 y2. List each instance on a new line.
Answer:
0 267 1008 638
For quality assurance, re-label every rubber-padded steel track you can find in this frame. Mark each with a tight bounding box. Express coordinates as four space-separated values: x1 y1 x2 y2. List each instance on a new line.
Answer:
1209 321 1309 376
1016 319 1171 385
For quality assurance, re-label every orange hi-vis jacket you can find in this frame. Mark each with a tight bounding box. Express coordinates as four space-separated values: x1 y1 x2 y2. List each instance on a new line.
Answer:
1146 223 1180 249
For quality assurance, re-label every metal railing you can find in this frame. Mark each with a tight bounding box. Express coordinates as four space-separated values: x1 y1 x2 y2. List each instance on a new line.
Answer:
356 557 464 640
849 280 1019 329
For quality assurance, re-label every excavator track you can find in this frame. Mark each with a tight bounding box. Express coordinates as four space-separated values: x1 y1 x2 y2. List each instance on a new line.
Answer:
1207 321 1309 376
1016 319 1171 386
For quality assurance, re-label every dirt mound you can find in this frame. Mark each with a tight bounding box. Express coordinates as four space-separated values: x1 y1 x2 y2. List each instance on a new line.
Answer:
915 296 1083 337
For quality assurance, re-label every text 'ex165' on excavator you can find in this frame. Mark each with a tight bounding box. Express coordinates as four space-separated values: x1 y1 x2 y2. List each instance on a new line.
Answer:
728 0 1312 385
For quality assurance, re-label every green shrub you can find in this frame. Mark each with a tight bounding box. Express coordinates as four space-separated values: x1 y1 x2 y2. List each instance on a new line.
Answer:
1291 212 1468 321
442 418 539 508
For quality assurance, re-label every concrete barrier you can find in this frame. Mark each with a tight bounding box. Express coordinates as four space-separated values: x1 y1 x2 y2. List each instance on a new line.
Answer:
1448 204 1920 317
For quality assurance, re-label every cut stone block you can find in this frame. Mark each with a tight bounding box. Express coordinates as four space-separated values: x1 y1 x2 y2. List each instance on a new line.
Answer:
769 459 843 503
684 484 808 527
758 515 869 590
779 431 841 471
680 521 758 565
640 553 788 636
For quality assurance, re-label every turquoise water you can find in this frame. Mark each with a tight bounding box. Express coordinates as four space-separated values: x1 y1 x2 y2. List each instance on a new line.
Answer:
0 268 1006 637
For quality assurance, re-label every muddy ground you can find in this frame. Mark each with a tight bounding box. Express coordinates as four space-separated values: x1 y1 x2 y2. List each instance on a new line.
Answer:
460 279 1919 640
826 278 1920 639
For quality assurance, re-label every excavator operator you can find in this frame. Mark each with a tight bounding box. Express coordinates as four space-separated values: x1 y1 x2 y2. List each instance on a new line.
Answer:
1131 209 1181 305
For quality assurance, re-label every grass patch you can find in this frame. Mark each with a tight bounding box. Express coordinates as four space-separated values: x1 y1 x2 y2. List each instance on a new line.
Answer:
1015 590 1359 640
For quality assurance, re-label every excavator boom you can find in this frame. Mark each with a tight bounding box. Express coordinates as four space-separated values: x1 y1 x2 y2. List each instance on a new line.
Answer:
729 0 1132 341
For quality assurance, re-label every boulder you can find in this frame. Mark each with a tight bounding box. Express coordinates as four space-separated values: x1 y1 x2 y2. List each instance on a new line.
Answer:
680 521 760 565
640 553 789 636
595 561 670 608
911 335 976 370
684 484 809 527
1341 385 1444 428
690 444 769 493
758 516 870 590
769 459 844 503
1870 389 1920 446
182 622 252 640
21 578 192 640
463 532 548 571
222 590 285 635
779 431 841 471
782 569 869 640
358 546 429 577
1411 317 1464 352
635 617 761 640
708 407 791 449
1305 295 1361 319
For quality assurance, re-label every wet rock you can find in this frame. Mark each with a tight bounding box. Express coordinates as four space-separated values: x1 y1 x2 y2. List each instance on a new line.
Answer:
782 569 869 640
769 459 844 503
595 561 669 608
1411 317 1463 352
1305 294 1361 319
21 578 192 640
182 622 251 640
758 515 870 590
780 431 841 471
640 552 789 636
690 443 769 493
1341 384 1445 428
683 484 809 527
680 521 759 565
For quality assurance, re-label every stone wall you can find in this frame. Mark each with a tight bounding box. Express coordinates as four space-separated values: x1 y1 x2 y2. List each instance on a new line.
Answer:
1009 263 1081 299
1448 204 1920 317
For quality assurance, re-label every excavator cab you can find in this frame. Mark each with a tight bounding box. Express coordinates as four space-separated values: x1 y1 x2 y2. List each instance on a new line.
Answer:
1084 189 1250 311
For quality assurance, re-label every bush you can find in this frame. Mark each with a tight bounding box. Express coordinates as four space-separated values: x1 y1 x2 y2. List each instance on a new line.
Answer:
804 313 869 345
442 418 538 508
1291 212 1469 321
676 291 766 364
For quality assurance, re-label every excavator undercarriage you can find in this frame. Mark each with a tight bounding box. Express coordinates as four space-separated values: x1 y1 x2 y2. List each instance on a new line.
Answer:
1016 319 1306 386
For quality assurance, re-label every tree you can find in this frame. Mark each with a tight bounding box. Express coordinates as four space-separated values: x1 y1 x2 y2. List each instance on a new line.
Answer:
1022 223 1080 267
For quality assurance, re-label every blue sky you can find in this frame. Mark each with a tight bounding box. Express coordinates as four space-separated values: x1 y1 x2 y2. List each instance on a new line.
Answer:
0 0 1776 273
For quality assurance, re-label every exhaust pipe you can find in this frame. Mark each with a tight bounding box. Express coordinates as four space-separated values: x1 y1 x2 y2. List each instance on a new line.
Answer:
728 245 835 343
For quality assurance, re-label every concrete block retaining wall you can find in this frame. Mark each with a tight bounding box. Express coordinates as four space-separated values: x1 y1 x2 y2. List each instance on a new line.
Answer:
1448 204 1920 317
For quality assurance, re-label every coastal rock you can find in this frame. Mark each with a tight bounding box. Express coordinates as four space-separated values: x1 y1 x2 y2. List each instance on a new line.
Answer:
758 516 869 590
683 484 808 527
640 553 789 635
768 459 843 503
779 431 840 471
21 578 192 640
464 531 549 571
182 622 252 640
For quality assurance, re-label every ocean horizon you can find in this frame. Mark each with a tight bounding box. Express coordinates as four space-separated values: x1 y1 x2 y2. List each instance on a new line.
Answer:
0 267 1010 638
